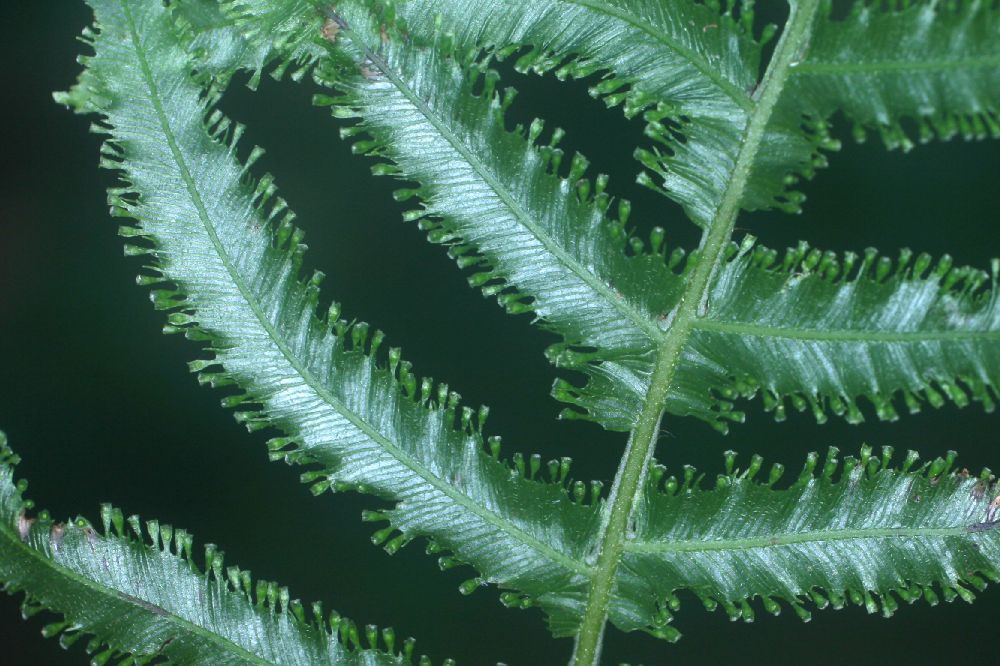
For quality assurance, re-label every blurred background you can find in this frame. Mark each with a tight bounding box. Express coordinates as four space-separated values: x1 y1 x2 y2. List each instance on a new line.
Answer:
1 2 998 665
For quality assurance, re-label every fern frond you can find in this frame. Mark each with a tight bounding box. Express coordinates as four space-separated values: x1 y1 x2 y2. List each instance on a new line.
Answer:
292 6 699 434
218 0 325 83
614 446 1000 640
170 0 268 83
363 0 767 223
685 238 1000 424
0 432 430 665
225 1 804 434
58 0 600 638
552 237 1000 429
194 1 1000 438
218 0 701 433
170 0 323 87
781 0 1000 151
230 0 833 226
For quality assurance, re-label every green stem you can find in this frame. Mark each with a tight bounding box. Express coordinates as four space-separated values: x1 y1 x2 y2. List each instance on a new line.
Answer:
570 2 821 663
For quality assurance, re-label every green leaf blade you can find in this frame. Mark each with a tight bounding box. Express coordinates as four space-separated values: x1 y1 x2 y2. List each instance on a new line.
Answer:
171 0 272 83
615 448 1000 636
298 5 690 432
225 2 842 434
351 0 775 225
0 434 405 665
61 0 599 637
233 0 833 224
783 0 1000 149
684 242 1000 424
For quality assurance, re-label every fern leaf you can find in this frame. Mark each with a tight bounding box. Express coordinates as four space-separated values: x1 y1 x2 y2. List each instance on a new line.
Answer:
579 238 1000 429
613 446 1000 639
369 0 775 224
216 0 326 83
303 6 700 434
230 0 832 225
780 0 1000 151
682 239 1000 424
222 2 1000 437
170 0 325 87
58 0 599 637
0 432 426 664
170 0 271 83
219 0 698 432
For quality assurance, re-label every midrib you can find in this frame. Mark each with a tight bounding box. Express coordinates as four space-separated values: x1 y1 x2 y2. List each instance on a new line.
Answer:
570 2 823 663
693 318 1000 342
626 525 972 554
131 3 591 580
795 54 1000 75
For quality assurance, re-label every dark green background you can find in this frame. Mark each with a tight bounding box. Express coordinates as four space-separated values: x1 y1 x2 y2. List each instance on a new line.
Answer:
1 2 999 664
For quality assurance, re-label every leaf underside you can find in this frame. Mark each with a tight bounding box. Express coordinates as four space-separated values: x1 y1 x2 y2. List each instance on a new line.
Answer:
614 445 1000 637
780 0 1000 151
59 0 603 639
226 0 1000 433
42 0 1000 657
0 432 421 665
